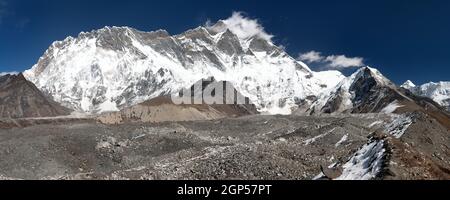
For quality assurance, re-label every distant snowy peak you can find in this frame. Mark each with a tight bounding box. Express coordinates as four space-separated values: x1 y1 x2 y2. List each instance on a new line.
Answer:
24 23 341 114
404 81 450 111
400 80 416 90
306 66 450 115
353 67 395 87
308 67 400 114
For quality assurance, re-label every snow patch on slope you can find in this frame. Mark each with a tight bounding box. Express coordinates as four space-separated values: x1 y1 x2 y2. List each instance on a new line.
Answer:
384 114 414 138
303 128 336 145
335 134 349 147
381 100 404 114
368 121 383 128
335 140 386 180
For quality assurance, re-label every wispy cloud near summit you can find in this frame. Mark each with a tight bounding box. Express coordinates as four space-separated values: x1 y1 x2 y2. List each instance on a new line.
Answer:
325 55 364 69
206 11 274 42
298 51 365 70
298 51 324 63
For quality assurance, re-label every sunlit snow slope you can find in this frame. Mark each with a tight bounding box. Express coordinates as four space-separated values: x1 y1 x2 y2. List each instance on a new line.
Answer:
24 21 344 114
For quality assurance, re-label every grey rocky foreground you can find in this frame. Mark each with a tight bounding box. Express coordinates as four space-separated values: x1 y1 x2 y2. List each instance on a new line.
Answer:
0 115 383 180
1 113 449 180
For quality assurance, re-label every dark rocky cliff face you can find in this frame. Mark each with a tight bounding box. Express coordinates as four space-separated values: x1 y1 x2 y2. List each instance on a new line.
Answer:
0 73 72 118
315 67 449 118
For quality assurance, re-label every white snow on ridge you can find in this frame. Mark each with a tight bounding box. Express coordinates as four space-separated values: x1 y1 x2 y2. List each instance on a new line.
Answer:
381 100 404 114
303 128 336 145
384 114 413 138
368 121 383 128
335 113 414 180
335 140 386 180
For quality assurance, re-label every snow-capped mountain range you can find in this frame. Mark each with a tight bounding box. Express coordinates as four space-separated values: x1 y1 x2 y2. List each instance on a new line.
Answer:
24 21 344 114
21 14 449 115
401 80 450 111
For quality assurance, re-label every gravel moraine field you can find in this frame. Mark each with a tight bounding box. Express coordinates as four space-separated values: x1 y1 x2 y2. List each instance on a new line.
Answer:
0 113 449 180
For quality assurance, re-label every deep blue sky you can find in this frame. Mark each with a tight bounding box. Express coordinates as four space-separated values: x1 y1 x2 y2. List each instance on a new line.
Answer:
0 0 449 84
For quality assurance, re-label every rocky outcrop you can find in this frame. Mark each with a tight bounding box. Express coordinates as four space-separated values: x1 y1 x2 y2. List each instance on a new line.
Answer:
0 73 71 118
97 78 258 124
308 67 447 115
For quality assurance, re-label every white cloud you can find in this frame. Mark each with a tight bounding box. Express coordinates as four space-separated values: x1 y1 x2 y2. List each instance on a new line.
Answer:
298 50 365 69
298 51 324 63
325 55 365 69
207 11 274 42
0 71 19 76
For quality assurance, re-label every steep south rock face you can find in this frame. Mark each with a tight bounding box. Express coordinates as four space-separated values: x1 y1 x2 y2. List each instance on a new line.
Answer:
24 25 344 115
0 74 71 118
305 67 450 129
307 67 400 114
